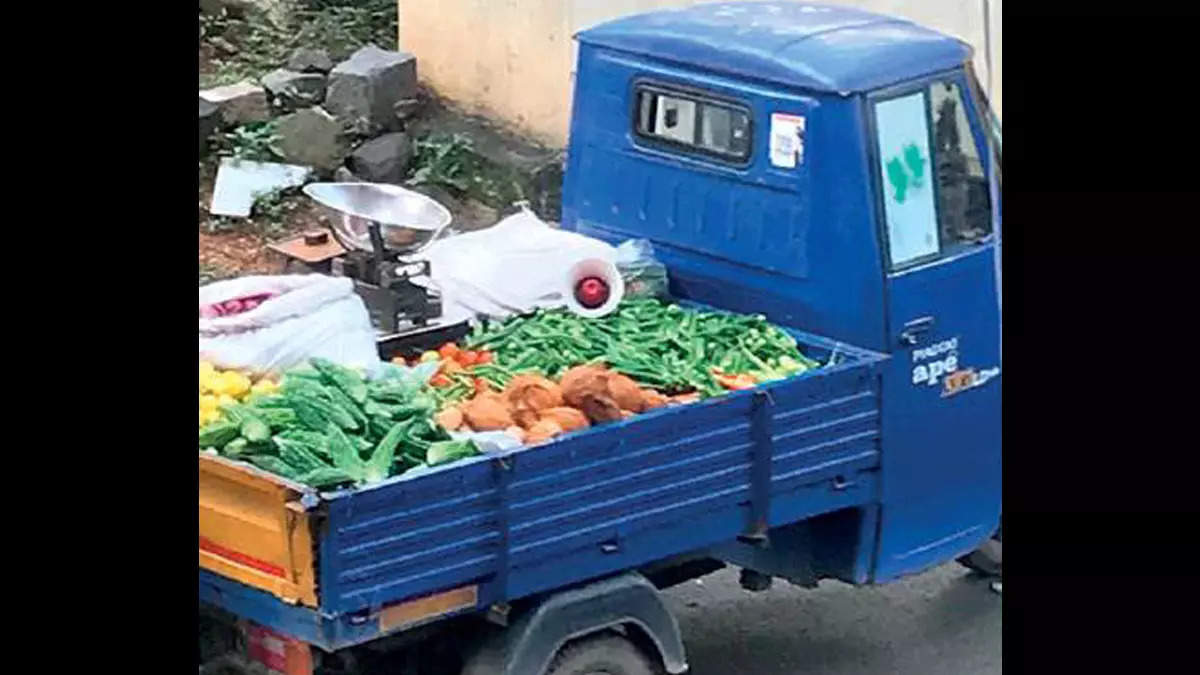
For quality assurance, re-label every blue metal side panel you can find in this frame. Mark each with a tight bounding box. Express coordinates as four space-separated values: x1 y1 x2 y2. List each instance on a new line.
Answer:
316 333 887 615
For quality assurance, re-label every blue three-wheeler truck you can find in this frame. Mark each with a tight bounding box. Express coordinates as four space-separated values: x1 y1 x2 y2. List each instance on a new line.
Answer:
198 3 1001 674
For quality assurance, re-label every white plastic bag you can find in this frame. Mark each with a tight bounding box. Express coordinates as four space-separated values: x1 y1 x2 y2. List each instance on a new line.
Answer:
615 239 670 300
415 207 618 323
199 274 381 376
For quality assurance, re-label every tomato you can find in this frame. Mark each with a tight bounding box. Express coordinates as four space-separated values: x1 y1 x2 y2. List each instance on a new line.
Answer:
476 351 493 364
441 359 464 375
438 342 461 359
473 378 490 394
459 350 479 366
430 374 452 387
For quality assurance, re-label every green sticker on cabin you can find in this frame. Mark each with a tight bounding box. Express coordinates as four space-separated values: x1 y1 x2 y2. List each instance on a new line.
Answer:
886 142 926 204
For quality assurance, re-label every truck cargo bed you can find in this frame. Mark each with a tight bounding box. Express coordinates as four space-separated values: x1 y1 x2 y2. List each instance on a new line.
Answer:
199 326 887 646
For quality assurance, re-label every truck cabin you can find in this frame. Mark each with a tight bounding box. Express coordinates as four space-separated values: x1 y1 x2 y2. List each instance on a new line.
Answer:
564 1 999 355
566 3 1003 579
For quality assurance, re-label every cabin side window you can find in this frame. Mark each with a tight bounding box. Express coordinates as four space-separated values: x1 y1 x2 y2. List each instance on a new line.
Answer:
635 85 751 163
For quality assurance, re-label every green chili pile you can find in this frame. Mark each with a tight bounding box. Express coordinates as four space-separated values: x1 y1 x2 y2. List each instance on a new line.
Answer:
464 298 823 398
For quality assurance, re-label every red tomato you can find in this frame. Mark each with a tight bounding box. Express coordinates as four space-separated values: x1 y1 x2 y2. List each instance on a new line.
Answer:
476 351 493 364
473 378 490 394
438 343 460 359
430 374 452 387
459 350 479 366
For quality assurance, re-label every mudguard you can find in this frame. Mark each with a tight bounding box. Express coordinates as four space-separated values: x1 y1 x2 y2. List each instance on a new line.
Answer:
462 572 687 675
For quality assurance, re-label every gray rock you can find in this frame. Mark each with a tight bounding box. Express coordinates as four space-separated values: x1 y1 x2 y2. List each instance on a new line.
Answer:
199 97 221 156
334 166 361 183
348 132 413 184
199 81 269 126
325 45 417 136
276 107 350 171
261 68 326 109
287 47 334 74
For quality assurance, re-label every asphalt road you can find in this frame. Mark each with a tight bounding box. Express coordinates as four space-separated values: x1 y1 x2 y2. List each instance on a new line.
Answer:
659 562 1001 675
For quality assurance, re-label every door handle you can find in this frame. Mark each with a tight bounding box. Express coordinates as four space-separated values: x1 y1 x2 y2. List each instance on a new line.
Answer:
899 316 935 346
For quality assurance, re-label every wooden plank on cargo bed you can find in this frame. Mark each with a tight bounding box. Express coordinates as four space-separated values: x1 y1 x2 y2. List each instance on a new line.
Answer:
199 454 319 607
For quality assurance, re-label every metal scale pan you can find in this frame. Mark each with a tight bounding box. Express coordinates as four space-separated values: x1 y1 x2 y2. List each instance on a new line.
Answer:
303 183 454 336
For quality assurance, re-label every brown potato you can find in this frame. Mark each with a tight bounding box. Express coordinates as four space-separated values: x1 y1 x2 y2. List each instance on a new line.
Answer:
512 408 541 430
434 406 464 431
606 373 645 413
538 407 590 433
462 392 514 431
504 374 564 412
579 394 623 424
525 418 564 444
641 389 669 409
560 365 611 408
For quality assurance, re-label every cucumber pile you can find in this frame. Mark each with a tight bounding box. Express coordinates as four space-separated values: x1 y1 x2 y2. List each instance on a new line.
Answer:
198 358 478 489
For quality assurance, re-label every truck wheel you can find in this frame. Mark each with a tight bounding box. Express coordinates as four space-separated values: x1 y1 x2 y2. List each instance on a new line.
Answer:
957 519 1002 577
197 655 253 675
546 633 663 675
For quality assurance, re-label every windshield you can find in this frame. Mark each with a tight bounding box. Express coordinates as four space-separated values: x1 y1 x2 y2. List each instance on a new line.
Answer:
966 63 1000 173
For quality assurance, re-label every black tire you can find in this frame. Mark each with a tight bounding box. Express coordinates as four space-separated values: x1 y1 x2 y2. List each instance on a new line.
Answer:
957 519 1002 577
197 655 252 675
546 633 663 675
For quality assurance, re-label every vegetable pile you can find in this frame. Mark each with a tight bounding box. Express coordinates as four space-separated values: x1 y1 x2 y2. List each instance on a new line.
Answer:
432 365 694 445
198 298 827 489
398 298 825 445
199 362 279 426
463 298 821 398
198 358 479 489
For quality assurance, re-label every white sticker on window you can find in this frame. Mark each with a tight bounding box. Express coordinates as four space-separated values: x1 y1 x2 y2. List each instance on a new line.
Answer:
769 113 805 168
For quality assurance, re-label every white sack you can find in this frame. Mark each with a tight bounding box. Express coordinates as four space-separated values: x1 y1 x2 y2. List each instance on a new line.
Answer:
199 274 381 376
415 208 618 323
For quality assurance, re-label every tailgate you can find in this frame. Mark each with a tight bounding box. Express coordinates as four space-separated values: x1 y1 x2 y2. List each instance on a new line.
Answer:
199 454 319 607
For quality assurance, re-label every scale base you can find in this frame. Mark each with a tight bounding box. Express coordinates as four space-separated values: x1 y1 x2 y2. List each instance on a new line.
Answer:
350 278 442 335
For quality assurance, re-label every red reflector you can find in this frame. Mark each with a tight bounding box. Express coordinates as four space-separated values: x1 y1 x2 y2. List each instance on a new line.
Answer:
200 537 287 578
575 277 610 309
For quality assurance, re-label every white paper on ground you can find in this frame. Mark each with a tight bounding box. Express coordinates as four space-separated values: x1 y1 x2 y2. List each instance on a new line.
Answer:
210 158 313 217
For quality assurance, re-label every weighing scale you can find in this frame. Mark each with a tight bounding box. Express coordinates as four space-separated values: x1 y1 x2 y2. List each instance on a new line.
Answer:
275 183 454 336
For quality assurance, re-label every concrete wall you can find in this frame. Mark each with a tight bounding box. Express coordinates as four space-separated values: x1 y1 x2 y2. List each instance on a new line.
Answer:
398 0 1001 147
